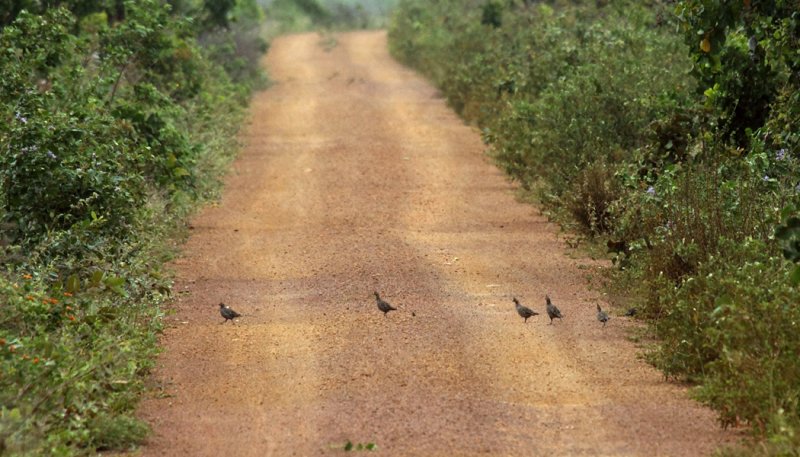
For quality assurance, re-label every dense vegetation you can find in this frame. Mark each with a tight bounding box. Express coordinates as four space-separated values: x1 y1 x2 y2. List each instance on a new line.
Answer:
263 0 397 32
389 0 800 453
0 0 266 454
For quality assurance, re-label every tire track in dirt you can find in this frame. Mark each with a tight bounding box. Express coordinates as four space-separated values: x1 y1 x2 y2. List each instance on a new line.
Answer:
137 31 738 456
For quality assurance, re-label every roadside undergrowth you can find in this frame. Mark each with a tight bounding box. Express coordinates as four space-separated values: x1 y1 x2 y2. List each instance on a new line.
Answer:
388 0 800 454
0 0 267 454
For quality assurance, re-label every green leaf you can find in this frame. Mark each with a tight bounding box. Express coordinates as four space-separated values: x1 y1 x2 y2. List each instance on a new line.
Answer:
66 274 80 294
790 265 800 287
90 270 104 287
365 443 377 451
714 294 733 307
344 440 353 451
98 306 117 322
104 276 125 288
103 276 127 296
8 408 21 420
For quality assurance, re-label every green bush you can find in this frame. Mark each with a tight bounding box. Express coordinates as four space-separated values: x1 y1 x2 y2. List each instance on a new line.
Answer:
265 0 330 32
199 0 269 98
265 0 397 34
613 142 791 288
0 0 266 453
0 5 199 242
391 1 692 233
389 0 800 450
649 243 799 431
1 108 144 237
674 0 798 147
0 267 164 455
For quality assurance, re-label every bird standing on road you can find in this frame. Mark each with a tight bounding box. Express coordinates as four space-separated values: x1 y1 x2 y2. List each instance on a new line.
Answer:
374 292 397 316
219 302 242 324
597 304 610 327
513 297 539 323
545 295 563 324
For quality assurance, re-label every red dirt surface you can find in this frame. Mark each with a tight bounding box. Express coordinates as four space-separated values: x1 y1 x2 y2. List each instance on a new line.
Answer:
136 31 739 456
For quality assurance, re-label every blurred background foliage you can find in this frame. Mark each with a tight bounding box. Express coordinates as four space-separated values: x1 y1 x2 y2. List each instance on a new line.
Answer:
260 0 397 33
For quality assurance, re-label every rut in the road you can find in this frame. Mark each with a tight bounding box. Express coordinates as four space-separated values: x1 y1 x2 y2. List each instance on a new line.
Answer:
137 31 737 457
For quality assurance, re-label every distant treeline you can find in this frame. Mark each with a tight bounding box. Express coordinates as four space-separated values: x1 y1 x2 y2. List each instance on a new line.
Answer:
262 0 397 31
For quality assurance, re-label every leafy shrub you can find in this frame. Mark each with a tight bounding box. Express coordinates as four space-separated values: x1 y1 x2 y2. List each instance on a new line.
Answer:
775 202 800 286
1 109 144 238
0 0 266 453
674 0 797 147
649 244 800 432
265 0 330 32
613 142 789 291
391 1 693 235
200 23 269 97
565 161 620 233
0 10 143 240
265 0 395 32
389 0 800 449
0 268 164 454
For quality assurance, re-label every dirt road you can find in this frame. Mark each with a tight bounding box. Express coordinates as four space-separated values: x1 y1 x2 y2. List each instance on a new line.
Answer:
137 31 736 456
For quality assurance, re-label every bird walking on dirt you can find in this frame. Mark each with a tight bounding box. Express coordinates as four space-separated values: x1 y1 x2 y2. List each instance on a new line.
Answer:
545 295 563 324
597 304 610 327
374 292 397 316
219 302 242 324
513 297 539 323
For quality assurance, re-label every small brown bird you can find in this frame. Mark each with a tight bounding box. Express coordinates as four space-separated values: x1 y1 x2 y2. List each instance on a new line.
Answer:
374 292 397 316
545 295 563 324
219 303 241 324
513 297 539 323
597 304 610 327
